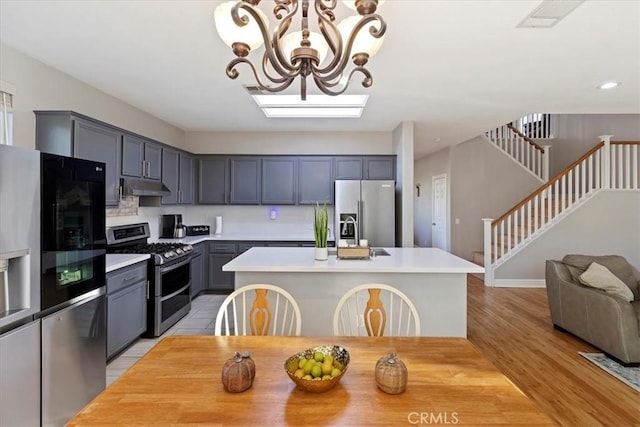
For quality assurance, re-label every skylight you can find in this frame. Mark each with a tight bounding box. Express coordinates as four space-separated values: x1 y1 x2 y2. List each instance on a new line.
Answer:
251 94 368 118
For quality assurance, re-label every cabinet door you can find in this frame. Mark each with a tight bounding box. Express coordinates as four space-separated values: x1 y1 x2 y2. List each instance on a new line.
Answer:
262 157 296 205
107 281 147 359
364 156 395 180
178 153 194 204
298 157 333 204
74 119 122 206
161 148 179 205
208 253 235 292
144 143 162 180
121 134 145 178
230 157 261 204
334 157 363 180
198 157 228 204
190 254 204 298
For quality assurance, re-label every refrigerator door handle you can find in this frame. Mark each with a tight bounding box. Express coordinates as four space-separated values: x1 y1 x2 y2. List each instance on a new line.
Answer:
358 199 363 245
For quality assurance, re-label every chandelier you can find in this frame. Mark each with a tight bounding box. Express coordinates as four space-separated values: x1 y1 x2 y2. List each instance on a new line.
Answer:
214 0 387 100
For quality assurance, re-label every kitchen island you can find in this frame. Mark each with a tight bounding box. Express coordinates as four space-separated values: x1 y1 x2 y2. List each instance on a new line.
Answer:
223 247 484 337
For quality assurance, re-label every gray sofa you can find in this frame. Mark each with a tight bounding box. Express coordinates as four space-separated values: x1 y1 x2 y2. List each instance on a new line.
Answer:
545 255 640 364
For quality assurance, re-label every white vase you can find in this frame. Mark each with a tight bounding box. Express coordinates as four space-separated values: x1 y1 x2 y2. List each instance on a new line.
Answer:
314 247 328 261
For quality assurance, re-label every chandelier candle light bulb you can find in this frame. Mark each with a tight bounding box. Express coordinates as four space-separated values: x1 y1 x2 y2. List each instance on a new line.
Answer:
213 0 387 100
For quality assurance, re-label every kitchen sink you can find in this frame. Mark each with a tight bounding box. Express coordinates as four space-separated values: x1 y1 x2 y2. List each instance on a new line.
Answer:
370 248 390 256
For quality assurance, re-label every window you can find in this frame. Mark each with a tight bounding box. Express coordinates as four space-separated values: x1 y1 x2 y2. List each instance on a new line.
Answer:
1 81 15 146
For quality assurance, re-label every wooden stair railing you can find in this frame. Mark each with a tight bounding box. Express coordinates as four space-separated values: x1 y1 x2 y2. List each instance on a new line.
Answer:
482 138 639 286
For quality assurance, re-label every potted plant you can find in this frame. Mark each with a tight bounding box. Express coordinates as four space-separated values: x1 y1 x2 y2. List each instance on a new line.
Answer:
314 203 329 260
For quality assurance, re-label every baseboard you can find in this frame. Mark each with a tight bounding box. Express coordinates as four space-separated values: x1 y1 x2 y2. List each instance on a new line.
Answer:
493 279 546 288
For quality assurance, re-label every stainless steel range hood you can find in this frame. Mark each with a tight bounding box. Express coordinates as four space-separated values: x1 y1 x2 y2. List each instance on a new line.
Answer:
121 178 170 197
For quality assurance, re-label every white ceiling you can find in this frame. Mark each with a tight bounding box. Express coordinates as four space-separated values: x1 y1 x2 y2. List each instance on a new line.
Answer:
1 1 638 158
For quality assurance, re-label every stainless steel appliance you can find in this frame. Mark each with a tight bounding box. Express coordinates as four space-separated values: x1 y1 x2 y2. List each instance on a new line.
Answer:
0 144 41 427
161 214 185 238
40 152 107 427
186 225 210 236
106 223 193 337
334 180 396 247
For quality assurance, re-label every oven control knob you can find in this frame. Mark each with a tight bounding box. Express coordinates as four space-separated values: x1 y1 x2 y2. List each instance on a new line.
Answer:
176 248 183 255
165 251 176 258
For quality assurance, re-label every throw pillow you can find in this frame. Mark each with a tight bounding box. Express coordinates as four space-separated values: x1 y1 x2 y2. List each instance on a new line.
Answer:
563 254 638 298
579 262 634 302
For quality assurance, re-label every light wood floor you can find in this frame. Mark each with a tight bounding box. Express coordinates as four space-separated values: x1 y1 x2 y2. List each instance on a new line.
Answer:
467 275 640 427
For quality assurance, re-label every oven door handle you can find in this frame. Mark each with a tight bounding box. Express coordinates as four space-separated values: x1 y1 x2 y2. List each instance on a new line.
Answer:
159 256 192 273
160 282 191 302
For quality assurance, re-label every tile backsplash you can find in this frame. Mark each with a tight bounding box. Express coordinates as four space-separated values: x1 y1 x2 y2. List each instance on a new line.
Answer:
106 202 334 240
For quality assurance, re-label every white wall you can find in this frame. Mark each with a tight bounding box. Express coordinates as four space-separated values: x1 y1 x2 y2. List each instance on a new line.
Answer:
0 43 186 150
414 147 451 247
186 131 392 154
393 122 414 247
495 191 640 280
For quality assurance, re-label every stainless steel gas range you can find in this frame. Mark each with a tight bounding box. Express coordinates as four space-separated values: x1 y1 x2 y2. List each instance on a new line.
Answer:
106 223 193 337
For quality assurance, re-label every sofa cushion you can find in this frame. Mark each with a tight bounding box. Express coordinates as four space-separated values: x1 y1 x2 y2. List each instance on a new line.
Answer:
563 254 638 299
579 262 634 302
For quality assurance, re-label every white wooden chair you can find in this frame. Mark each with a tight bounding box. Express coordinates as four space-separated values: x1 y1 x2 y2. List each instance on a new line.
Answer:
333 283 421 336
214 284 302 336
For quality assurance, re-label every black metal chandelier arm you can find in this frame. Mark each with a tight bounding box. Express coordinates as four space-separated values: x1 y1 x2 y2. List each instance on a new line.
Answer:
315 13 385 80
226 57 296 93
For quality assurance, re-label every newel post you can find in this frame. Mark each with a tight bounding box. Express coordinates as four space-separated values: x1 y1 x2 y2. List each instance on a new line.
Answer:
482 218 493 287
599 135 613 189
542 145 552 182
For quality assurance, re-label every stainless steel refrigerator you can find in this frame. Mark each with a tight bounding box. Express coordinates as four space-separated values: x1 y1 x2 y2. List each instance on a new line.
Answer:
0 144 42 426
334 180 396 247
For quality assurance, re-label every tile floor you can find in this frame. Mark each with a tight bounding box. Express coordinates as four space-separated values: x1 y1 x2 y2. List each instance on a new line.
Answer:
106 293 228 386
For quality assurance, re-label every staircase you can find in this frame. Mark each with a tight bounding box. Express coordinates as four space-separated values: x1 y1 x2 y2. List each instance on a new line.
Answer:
479 136 639 286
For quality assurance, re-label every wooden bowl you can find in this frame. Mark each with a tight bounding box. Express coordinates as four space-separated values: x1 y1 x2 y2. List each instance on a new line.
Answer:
284 345 350 393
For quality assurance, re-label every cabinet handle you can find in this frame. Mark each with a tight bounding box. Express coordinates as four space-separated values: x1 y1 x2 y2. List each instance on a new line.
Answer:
146 280 150 300
142 160 146 177
118 185 123 201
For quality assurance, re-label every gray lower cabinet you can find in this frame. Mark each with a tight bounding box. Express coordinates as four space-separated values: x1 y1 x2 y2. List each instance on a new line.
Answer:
0 320 41 427
190 243 205 298
208 243 237 292
106 262 148 360
34 111 122 206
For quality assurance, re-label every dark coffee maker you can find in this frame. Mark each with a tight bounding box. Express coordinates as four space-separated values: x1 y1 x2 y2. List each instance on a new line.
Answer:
160 214 184 238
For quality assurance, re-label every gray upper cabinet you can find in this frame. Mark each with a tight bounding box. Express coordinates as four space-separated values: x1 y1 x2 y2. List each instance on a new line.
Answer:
161 148 179 205
162 149 194 205
34 112 122 206
178 153 194 204
122 134 161 180
262 157 297 205
230 157 261 204
364 156 396 180
298 157 333 204
198 157 228 204
334 157 363 180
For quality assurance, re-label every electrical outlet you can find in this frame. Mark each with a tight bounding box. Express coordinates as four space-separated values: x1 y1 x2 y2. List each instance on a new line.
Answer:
269 207 278 220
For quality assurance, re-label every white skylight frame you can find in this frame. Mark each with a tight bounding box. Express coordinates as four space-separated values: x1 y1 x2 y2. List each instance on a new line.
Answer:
251 94 368 118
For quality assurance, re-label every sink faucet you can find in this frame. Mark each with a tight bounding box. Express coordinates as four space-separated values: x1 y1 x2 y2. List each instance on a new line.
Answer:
343 216 358 246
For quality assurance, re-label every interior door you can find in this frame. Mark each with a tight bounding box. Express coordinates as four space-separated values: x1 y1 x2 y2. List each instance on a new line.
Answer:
431 174 448 251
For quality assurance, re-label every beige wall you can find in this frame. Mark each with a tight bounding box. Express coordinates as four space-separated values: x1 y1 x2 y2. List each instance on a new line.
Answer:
185 131 392 155
393 121 414 247
0 43 185 150
448 136 542 261
414 146 451 248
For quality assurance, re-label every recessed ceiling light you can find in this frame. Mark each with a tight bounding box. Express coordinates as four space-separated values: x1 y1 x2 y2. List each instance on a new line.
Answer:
433 138 442 143
597 81 620 90
251 94 368 118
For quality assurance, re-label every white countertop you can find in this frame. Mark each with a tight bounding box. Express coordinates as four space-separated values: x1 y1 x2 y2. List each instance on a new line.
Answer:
223 247 484 274
106 254 151 273
154 232 322 245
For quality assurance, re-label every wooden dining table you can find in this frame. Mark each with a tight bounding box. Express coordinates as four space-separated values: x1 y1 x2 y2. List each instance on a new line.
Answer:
68 336 554 426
